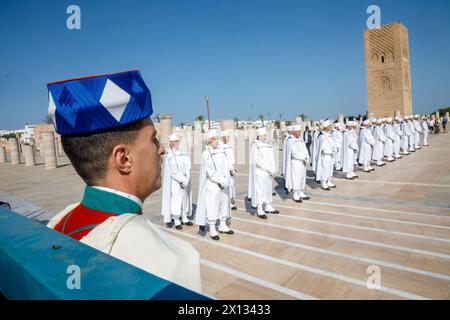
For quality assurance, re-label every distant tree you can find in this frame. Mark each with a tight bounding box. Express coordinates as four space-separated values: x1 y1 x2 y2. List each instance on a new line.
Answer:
234 117 239 129
154 114 161 123
196 115 204 122
42 115 53 124
258 114 265 126
298 113 307 121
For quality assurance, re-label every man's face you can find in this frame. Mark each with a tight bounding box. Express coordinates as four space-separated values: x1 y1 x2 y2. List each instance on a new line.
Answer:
293 131 301 138
130 118 165 200
209 137 218 148
170 140 179 150
258 135 267 142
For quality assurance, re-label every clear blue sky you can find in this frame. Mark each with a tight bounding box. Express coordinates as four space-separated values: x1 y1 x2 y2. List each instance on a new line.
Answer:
1 0 449 129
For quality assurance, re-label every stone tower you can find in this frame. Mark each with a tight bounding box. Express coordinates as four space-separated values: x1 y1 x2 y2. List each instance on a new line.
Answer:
364 22 412 117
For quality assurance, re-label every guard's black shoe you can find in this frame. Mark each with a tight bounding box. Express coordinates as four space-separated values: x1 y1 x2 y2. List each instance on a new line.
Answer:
211 235 220 241
219 230 235 235
294 199 302 203
272 192 276 196
345 177 354 180
302 196 310 200
322 187 331 191
231 206 237 210
258 214 268 219
175 225 182 230
353 175 359 179
330 185 337 188
165 223 172 228
184 221 193 226
266 210 280 214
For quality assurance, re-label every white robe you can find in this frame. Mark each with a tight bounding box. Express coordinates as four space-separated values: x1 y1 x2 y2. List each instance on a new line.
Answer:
358 127 375 165
285 137 309 192
341 129 358 174
392 123 402 156
401 121 411 151
372 126 386 161
311 130 321 173
249 140 275 208
281 134 292 177
383 124 395 158
315 132 337 181
195 146 231 226
332 129 343 169
161 149 192 223
422 121 429 145
413 120 422 147
48 206 202 293
219 141 236 199
407 121 415 148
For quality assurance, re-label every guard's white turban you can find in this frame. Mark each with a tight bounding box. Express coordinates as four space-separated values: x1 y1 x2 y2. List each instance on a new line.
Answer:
169 132 179 142
321 120 331 129
256 127 267 136
206 129 218 140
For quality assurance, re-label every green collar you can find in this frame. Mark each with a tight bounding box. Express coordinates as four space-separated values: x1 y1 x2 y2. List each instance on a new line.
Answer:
82 185 142 215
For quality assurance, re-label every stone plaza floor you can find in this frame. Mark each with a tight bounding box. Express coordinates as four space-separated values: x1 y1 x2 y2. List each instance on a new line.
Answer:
1 132 449 299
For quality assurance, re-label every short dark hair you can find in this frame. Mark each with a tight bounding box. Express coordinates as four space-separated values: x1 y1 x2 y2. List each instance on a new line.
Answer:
61 120 144 185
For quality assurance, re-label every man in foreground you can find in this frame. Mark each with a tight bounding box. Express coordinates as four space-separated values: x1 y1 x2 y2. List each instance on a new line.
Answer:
46 70 202 293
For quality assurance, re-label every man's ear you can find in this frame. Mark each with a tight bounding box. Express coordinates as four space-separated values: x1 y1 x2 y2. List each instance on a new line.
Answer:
112 144 132 174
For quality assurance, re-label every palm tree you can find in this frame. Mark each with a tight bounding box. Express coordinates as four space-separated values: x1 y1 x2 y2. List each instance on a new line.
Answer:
298 113 307 121
196 115 204 122
234 117 239 129
258 114 265 126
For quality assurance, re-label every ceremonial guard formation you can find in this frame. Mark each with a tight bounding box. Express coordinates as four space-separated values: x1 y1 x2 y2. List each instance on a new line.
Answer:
41 70 433 294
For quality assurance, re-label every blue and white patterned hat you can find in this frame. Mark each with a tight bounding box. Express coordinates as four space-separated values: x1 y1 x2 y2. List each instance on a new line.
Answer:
47 70 152 135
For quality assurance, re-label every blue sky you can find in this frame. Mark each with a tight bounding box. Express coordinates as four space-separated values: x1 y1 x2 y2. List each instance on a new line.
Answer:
0 0 449 129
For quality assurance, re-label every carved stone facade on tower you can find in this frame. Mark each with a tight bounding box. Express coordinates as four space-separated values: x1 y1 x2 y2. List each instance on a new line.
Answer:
364 22 412 117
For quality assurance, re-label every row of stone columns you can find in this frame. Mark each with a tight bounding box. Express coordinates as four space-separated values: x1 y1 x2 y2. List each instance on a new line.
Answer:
0 132 58 169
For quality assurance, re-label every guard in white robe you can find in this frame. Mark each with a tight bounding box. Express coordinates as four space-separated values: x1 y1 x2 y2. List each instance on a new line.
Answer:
358 120 375 172
311 126 322 178
413 115 422 149
315 120 338 190
161 133 193 229
332 123 343 171
341 121 359 179
372 119 387 166
249 127 278 218
401 118 411 155
219 130 237 210
285 125 310 202
392 117 403 159
407 117 416 152
281 126 293 178
421 116 429 146
195 130 234 240
383 117 395 162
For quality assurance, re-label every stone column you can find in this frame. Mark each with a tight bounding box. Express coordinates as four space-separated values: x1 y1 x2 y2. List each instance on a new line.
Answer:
22 144 36 167
236 130 246 165
338 114 345 124
193 131 203 165
280 121 286 132
9 138 20 165
159 115 173 150
42 131 57 169
0 146 6 163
